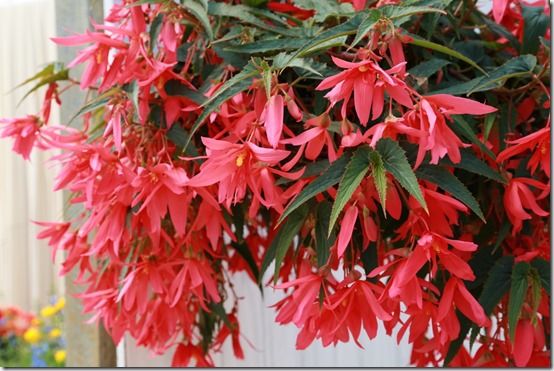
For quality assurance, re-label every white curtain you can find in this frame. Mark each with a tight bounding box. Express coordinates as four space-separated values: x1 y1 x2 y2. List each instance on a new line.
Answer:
0 0 64 312
124 272 412 367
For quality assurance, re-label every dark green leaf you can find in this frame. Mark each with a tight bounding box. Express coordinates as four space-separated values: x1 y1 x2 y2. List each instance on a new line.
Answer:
530 258 550 295
315 201 334 267
446 148 507 184
416 165 485 221
521 5 549 55
232 242 260 283
408 58 450 79
444 312 471 366
69 88 119 123
184 63 259 152
351 9 381 47
329 146 371 234
376 138 427 211
369 150 387 213
222 38 306 54
208 2 295 36
508 262 530 340
478 256 514 316
260 204 309 282
293 0 354 22
452 115 496 160
278 152 351 224
166 124 199 157
165 80 207 105
284 13 364 64
407 34 487 75
182 0 214 40
208 301 232 328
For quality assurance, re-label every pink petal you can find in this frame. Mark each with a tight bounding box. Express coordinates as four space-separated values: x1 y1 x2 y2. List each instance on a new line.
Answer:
264 95 284 148
337 205 358 258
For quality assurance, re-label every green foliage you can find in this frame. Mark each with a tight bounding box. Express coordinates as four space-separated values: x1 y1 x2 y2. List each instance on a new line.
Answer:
376 138 427 211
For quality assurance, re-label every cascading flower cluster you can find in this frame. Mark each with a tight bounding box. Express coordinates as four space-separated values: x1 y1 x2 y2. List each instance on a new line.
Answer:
1 0 550 367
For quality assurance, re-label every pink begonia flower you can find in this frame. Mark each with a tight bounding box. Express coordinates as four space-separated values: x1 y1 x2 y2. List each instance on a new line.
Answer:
317 56 413 125
0 115 42 160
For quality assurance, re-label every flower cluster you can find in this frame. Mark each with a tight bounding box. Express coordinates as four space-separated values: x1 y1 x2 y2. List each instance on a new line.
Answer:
0 298 65 367
1 0 550 367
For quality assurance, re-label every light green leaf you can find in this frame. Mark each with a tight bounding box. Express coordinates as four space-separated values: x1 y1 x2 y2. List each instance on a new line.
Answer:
69 88 119 123
376 138 427 211
329 146 371 234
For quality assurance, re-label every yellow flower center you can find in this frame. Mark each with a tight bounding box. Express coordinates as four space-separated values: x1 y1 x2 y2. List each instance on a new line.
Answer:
235 151 247 167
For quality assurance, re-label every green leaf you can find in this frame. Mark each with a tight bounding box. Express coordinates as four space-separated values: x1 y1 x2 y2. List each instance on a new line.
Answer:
207 301 232 329
165 80 207 105
446 148 507 184
376 138 427 211
184 63 259 152
416 165 485 221
369 150 387 213
123 80 139 119
285 13 364 65
433 55 537 95
293 0 354 23
521 5 549 55
278 152 351 225
69 88 119 123
444 312 471 366
166 124 199 157
329 146 371 234
467 55 537 94
478 256 514 315
451 115 496 160
231 242 260 283
351 9 381 47
508 262 530 340
259 204 309 282
315 201 334 268
16 62 69 105
381 5 445 24
407 34 488 75
208 2 296 36
182 0 214 40
408 58 450 79
149 13 164 51
530 258 550 295
475 11 521 50
222 38 307 54
273 53 323 76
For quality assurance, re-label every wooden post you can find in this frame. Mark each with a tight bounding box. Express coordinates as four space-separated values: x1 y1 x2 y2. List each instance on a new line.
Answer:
55 0 117 367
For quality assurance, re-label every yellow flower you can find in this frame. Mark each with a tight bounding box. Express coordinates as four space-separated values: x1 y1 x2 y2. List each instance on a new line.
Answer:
49 328 62 339
23 327 41 344
40 305 58 318
54 349 66 364
54 297 66 311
